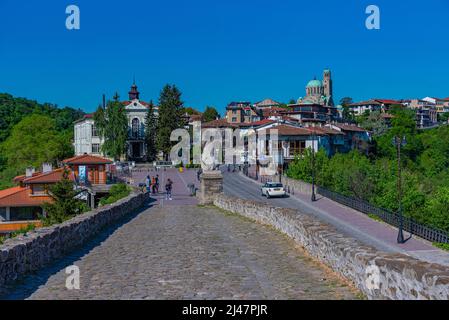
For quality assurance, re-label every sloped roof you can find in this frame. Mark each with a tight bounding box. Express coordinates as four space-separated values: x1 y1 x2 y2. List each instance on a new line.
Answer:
271 125 313 136
333 124 367 132
254 98 281 107
0 186 51 207
63 154 113 165
22 168 73 184
202 119 241 128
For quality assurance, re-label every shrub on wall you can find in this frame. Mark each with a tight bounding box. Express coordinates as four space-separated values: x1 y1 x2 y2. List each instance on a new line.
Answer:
99 183 132 206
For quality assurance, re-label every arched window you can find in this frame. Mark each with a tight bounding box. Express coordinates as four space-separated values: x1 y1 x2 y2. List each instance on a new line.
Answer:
132 118 139 138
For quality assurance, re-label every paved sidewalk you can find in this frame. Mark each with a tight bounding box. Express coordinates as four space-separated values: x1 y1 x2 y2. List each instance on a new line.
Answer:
130 168 199 206
225 171 449 266
3 205 358 300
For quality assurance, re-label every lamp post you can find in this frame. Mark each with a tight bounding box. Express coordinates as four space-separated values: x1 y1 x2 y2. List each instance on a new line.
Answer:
392 135 407 244
311 129 317 202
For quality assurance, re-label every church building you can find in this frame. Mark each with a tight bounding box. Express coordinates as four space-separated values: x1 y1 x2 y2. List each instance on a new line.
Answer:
74 82 158 162
296 69 334 107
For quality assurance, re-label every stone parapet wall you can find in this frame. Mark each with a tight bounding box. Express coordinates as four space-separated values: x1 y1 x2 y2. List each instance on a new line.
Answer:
0 192 149 291
214 194 449 300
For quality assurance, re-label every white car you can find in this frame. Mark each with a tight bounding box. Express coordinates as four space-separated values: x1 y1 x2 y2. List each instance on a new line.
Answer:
261 182 286 198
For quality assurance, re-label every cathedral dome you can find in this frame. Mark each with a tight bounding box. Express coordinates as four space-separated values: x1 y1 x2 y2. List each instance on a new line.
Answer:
306 79 322 88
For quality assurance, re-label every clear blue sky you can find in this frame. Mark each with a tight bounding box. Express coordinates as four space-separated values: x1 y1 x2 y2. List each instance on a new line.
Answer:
0 0 448 114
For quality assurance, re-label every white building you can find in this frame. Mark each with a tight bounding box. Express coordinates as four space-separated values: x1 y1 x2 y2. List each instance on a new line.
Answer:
74 82 159 161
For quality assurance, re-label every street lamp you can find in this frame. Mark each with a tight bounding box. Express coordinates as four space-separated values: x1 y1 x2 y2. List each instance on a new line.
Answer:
311 129 317 202
392 135 407 244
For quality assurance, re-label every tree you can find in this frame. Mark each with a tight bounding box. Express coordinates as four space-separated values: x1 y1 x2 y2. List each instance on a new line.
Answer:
183 107 201 115
42 169 87 226
1 115 66 174
358 111 388 136
339 97 353 107
156 84 184 159
145 100 158 162
0 93 84 144
94 93 128 160
202 106 220 122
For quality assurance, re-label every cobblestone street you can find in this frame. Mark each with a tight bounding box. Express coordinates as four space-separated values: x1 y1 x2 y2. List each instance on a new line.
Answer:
4 203 359 300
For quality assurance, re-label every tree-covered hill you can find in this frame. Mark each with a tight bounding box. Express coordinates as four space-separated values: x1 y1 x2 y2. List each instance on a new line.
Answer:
0 93 85 189
0 93 84 143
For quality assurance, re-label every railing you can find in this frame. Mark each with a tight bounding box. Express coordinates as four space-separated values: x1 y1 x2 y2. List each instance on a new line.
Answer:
317 186 449 244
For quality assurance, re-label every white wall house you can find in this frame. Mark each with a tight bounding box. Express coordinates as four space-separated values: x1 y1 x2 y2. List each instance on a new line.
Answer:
73 82 159 162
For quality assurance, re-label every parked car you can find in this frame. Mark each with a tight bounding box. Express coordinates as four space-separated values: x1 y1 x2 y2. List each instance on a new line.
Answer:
261 182 286 198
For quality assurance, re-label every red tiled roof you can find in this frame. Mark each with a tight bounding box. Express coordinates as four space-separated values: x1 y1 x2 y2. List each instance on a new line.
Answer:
22 168 74 184
307 127 345 136
374 99 403 105
0 186 51 207
348 100 381 106
245 119 276 127
333 124 367 132
270 125 313 136
13 172 42 183
202 119 240 128
63 154 113 165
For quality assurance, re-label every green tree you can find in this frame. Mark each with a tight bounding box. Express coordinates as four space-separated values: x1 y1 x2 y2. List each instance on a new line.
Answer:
156 84 184 160
202 106 220 122
183 107 201 115
1 115 66 174
358 111 389 136
94 93 128 160
42 169 87 226
145 100 158 162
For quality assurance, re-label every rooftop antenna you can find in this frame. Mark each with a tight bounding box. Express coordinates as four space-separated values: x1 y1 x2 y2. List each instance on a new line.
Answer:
102 94 106 109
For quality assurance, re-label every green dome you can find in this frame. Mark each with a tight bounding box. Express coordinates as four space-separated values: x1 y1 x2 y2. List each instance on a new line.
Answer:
306 79 322 88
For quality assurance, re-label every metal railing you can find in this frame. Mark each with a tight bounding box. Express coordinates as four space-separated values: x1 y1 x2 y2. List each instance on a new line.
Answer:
317 186 449 244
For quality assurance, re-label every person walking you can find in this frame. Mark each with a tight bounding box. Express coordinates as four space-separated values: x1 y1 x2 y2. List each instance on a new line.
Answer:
155 174 160 193
197 168 202 181
165 178 173 200
151 176 157 194
145 175 151 194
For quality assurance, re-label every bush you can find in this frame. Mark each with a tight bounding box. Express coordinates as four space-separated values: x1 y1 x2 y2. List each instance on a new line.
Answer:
99 183 131 206
433 242 449 251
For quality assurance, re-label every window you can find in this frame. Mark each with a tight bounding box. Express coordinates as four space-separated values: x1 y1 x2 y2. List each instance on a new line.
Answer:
10 207 42 221
232 117 237 122
92 143 100 154
91 125 98 137
32 184 46 196
0 207 7 221
132 118 140 137
289 141 306 156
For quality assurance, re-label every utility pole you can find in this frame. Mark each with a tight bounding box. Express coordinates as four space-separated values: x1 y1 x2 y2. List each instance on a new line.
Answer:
311 129 317 202
393 135 407 244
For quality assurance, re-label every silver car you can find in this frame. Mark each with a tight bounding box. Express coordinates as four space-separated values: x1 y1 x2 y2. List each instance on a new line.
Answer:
261 182 286 198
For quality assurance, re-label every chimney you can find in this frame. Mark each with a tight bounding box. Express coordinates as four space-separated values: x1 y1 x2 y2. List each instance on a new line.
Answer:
42 163 53 173
26 167 35 178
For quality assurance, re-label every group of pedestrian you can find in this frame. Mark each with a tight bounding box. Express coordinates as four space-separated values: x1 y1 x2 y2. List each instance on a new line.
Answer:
145 175 159 195
145 174 173 201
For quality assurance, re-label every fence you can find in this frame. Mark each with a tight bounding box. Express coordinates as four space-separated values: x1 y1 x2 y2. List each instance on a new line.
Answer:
317 186 449 244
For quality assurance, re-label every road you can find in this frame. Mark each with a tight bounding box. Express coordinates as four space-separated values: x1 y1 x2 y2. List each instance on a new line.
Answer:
2 204 358 300
222 170 449 266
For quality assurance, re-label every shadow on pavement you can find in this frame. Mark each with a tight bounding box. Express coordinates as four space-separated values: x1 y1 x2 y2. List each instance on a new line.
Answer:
0 198 157 300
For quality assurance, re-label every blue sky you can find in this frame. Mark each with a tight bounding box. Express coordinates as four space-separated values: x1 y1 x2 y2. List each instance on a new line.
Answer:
0 0 448 114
